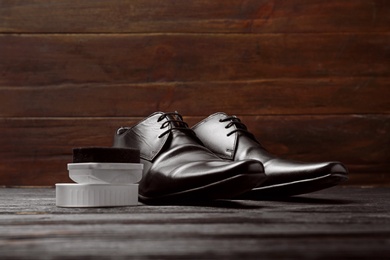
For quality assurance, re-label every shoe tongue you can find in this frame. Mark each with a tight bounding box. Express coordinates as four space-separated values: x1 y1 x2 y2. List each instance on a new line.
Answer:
231 117 245 130
165 113 187 128
162 113 201 146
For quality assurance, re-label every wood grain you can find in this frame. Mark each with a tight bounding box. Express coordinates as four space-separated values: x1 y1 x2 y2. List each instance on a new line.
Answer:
0 1 388 186
1 34 389 86
0 0 389 33
0 115 388 186
0 78 389 117
0 187 389 258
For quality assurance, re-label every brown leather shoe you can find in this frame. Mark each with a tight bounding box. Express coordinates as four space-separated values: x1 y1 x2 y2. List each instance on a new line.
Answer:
192 112 348 198
114 112 266 204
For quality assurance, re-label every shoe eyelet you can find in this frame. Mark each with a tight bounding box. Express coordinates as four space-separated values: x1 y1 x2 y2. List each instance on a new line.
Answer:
161 121 170 129
225 122 233 129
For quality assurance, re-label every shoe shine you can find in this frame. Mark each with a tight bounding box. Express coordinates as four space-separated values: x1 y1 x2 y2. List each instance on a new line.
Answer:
113 112 266 204
192 112 348 198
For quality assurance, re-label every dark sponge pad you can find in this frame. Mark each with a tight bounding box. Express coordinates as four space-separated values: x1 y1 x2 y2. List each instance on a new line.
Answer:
73 147 140 163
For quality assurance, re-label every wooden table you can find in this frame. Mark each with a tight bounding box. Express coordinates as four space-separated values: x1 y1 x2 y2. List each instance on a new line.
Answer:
0 186 389 259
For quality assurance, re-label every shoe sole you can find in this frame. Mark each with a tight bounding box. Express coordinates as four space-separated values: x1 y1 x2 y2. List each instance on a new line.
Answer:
139 173 265 205
236 172 348 199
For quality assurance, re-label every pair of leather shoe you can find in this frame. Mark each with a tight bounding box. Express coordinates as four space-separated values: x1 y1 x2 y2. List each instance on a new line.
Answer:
114 112 348 204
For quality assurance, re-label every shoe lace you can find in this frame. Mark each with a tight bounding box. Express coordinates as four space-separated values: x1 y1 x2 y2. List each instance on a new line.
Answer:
219 115 256 139
157 112 195 138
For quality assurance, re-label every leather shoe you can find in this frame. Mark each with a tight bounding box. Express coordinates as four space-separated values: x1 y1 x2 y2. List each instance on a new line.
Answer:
113 112 266 204
192 112 348 198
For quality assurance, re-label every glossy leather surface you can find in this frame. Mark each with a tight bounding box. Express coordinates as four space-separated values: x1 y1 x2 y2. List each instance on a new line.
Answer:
192 112 348 195
114 112 265 203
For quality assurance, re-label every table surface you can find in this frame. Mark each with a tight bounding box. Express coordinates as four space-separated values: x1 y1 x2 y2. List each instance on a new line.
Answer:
0 186 389 259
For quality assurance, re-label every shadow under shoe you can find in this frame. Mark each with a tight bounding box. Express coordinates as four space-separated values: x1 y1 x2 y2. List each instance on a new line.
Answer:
114 112 266 204
192 112 348 199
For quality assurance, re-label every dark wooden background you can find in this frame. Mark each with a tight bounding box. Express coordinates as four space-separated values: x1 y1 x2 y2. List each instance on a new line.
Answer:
0 0 389 186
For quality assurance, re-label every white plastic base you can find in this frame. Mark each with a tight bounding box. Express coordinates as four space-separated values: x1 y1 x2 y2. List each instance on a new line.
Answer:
56 183 138 207
67 163 143 184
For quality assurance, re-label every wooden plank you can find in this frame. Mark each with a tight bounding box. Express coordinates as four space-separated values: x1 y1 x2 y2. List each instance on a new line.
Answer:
1 33 389 86
0 115 388 186
242 115 390 174
0 0 389 33
347 173 390 186
0 78 389 117
0 187 389 258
